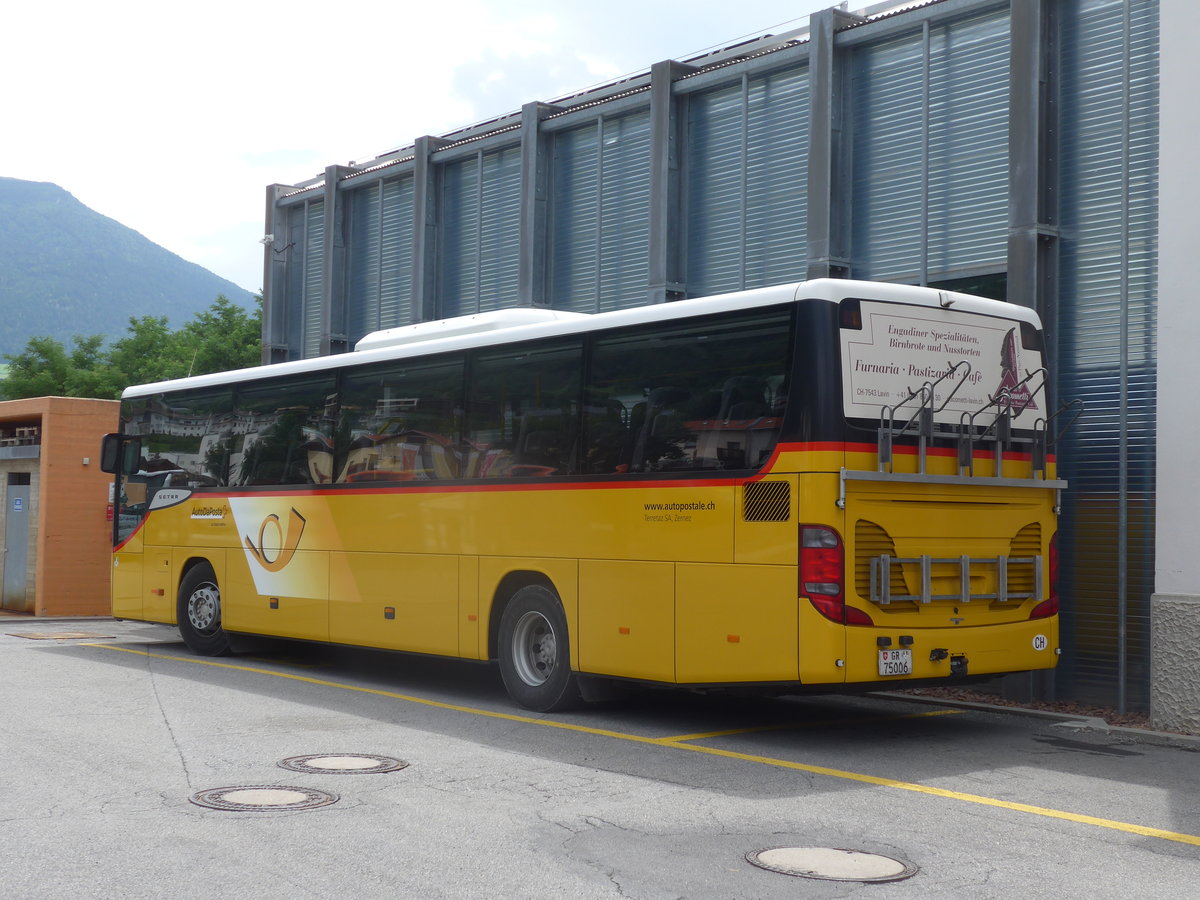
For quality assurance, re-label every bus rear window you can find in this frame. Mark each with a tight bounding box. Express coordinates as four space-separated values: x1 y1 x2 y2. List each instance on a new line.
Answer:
839 300 1045 428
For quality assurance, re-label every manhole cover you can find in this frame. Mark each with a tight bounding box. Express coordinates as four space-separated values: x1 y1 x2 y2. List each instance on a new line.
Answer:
8 632 114 640
746 847 918 883
189 786 339 812
278 754 408 775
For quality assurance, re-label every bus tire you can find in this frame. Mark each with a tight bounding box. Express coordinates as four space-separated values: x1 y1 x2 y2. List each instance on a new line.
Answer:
177 562 232 656
498 584 581 712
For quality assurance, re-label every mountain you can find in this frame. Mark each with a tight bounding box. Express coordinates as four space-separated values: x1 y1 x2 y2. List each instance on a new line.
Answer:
0 177 255 357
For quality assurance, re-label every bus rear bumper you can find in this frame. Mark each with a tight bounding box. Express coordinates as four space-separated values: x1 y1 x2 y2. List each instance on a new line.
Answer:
840 616 1060 685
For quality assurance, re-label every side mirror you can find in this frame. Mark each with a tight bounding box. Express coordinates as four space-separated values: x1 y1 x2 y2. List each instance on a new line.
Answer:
99 434 141 476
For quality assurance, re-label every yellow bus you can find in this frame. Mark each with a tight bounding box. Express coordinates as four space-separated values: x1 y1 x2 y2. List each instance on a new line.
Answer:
102 279 1067 710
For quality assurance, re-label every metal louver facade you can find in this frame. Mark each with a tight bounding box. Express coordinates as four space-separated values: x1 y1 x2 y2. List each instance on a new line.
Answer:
686 64 810 298
262 0 1160 711
1056 0 1159 711
347 176 415 338
440 145 523 317
850 4 1010 283
550 112 653 313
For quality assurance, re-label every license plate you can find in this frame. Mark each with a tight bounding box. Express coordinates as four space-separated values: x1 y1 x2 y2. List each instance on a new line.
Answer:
878 648 912 676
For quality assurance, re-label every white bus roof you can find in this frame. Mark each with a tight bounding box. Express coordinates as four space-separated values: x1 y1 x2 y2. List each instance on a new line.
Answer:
122 279 1041 399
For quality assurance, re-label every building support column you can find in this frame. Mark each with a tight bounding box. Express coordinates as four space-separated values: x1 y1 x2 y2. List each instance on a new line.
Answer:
648 60 695 302
261 184 293 364
411 136 451 323
1007 0 1059 325
806 7 859 280
1001 0 1060 704
519 102 563 307
321 165 353 355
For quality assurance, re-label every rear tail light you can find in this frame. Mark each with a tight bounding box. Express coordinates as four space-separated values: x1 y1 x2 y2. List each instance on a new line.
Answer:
800 525 873 626
1030 531 1059 619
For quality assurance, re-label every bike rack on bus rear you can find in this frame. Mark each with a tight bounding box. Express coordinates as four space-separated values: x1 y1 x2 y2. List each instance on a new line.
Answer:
838 361 1083 606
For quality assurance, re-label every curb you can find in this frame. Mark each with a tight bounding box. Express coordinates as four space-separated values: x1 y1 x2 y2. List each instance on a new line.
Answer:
875 691 1200 750
0 615 124 623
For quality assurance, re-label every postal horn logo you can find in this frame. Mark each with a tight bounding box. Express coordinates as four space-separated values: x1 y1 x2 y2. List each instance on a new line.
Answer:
244 508 307 572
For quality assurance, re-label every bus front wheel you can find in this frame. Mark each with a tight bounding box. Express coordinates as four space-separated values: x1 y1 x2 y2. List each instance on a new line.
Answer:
177 562 232 656
498 584 581 712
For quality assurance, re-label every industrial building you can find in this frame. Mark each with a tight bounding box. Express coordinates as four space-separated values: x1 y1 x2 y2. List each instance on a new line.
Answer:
259 0 1170 716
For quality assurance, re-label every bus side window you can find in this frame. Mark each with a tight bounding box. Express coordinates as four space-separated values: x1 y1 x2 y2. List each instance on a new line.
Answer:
128 389 233 494
467 341 582 477
582 399 628 473
336 357 465 483
631 386 691 472
587 309 792 473
234 375 338 486
719 376 771 420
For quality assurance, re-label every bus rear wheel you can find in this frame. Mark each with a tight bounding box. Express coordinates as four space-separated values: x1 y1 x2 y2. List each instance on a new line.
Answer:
177 562 231 656
498 584 580 712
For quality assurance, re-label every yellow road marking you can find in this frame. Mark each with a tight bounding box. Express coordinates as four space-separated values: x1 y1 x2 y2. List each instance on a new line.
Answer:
88 643 1200 848
657 709 962 743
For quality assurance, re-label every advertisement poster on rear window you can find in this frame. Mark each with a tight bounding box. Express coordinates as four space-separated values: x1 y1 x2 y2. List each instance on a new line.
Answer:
840 301 1043 426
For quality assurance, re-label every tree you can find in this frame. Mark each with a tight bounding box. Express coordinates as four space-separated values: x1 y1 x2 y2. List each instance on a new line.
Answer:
0 334 123 399
0 294 262 401
106 315 189 386
177 294 262 377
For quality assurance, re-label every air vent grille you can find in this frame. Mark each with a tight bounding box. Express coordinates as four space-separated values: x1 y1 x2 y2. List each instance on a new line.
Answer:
855 520 908 598
1007 522 1042 597
743 480 790 522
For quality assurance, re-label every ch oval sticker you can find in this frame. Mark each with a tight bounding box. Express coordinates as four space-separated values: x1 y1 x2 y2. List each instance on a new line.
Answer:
1032 634 1048 652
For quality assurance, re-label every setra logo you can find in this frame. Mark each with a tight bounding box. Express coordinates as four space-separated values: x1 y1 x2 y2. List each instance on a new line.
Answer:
243 507 307 572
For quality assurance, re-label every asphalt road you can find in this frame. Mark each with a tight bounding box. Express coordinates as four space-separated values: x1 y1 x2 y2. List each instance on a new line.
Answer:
1 617 1197 899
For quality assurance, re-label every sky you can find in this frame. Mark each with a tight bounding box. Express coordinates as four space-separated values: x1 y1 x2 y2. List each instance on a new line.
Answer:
1 0 837 294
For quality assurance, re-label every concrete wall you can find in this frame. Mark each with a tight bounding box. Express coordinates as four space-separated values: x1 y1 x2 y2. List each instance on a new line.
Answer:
1153 0 1200 733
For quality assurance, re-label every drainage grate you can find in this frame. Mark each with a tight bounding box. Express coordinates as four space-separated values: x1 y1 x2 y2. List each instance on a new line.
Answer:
189 786 339 812
278 754 408 775
746 847 918 883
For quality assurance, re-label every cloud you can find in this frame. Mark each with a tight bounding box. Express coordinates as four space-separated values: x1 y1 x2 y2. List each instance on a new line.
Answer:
2 0 819 291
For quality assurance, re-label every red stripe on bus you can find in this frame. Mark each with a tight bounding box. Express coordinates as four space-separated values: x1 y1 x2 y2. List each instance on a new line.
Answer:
767 441 1050 462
